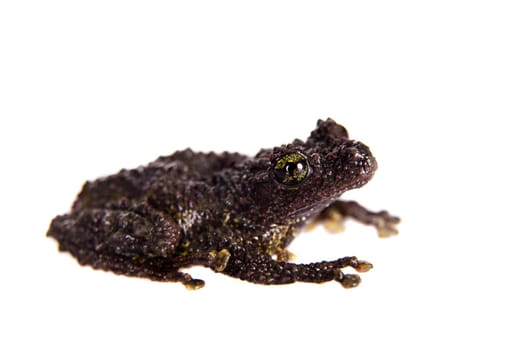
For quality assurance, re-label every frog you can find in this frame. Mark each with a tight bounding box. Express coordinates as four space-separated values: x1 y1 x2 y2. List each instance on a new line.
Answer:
47 118 399 290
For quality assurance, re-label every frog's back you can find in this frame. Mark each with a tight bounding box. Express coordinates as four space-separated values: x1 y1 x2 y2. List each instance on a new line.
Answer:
72 149 249 212
150 149 250 178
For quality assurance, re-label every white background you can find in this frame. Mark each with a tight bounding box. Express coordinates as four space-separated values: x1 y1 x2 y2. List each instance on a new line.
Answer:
1 1 524 349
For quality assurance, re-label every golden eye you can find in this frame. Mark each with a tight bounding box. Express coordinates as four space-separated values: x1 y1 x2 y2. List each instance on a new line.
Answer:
273 152 310 185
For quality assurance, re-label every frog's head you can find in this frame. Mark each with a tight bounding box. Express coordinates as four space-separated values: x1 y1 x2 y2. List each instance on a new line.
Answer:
246 118 377 224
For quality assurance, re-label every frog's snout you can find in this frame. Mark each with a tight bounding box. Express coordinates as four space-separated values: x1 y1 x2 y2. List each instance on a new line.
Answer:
344 141 377 185
360 147 377 176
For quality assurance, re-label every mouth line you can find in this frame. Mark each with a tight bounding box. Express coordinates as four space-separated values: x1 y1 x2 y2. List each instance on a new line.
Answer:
287 197 336 219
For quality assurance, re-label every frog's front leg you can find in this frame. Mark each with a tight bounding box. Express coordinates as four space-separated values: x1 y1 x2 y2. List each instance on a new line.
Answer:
222 252 373 288
313 200 400 237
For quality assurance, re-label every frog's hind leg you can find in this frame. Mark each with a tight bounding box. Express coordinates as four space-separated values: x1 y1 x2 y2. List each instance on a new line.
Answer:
312 200 400 237
144 249 231 290
47 203 211 289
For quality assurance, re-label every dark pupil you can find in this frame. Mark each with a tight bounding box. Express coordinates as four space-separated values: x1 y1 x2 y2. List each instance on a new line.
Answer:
274 159 308 185
286 162 302 175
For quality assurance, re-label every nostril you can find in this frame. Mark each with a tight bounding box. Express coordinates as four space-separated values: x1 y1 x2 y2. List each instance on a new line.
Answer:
347 142 376 174
361 157 376 174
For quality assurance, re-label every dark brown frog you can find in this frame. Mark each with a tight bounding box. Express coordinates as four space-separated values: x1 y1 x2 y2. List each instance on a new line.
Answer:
47 119 399 289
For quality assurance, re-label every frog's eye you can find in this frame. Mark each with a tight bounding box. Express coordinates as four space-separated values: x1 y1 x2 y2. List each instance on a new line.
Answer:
273 152 310 186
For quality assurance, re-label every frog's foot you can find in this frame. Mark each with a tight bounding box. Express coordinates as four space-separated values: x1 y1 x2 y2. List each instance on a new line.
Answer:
314 200 400 238
208 249 231 272
178 272 205 290
155 250 230 290
335 273 362 288
323 258 373 288
154 250 230 289
371 210 400 238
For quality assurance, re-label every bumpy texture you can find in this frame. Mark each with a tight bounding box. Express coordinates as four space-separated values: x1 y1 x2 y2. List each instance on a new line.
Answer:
47 119 399 289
